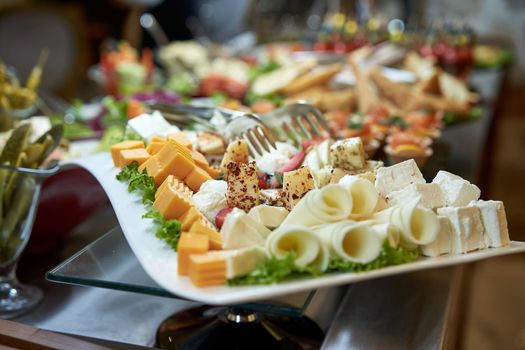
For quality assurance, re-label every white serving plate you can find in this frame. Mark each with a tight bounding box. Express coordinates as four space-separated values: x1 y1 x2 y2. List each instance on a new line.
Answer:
69 153 525 305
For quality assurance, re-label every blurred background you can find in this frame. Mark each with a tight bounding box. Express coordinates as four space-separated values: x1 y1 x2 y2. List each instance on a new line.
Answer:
0 0 524 348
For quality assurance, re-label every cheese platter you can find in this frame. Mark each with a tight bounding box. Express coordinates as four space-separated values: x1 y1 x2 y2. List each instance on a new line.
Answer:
66 150 525 305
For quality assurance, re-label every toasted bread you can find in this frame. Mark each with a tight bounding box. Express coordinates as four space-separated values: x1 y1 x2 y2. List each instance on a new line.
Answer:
281 63 343 96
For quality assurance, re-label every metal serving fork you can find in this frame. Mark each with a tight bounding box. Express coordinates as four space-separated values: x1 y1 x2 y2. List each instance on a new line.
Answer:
146 103 277 157
260 101 333 146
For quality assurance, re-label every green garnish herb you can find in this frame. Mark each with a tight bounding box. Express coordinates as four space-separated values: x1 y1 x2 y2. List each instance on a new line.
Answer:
117 162 182 251
116 161 156 205
228 241 418 286
328 241 419 272
247 61 280 82
387 115 409 129
245 90 284 107
143 210 182 251
228 252 321 286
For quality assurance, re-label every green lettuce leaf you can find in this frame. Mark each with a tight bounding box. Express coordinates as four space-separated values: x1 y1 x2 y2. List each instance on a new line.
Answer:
328 241 419 273
116 161 156 205
143 210 182 251
228 252 321 286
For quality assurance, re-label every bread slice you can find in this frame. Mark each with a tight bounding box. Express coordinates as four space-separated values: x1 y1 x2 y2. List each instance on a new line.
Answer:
281 63 343 96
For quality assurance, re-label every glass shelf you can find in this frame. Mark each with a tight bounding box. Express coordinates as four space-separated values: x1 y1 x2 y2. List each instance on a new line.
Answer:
46 226 316 317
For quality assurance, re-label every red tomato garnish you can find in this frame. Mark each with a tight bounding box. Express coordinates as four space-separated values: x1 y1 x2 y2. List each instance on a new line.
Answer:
215 208 233 230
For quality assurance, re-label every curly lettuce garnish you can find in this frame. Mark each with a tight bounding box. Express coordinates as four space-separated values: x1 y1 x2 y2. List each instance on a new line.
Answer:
117 161 182 250
143 210 182 251
228 252 321 286
228 241 418 286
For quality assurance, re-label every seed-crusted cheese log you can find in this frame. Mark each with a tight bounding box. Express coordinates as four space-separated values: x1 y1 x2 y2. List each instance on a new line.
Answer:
226 161 259 211
282 167 315 210
330 137 366 171
220 139 249 173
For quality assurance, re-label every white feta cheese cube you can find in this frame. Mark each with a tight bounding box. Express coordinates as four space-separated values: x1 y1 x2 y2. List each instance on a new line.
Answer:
437 206 486 254
375 159 425 197
469 200 510 247
387 183 447 209
128 111 180 140
330 137 366 171
421 216 453 257
432 171 480 207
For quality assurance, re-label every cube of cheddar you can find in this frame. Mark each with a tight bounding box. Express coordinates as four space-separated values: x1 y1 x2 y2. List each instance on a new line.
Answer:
178 233 209 276
189 254 227 287
146 141 167 155
156 141 195 180
185 167 212 192
180 207 202 231
139 156 168 187
150 135 167 142
156 175 193 201
201 164 221 179
191 150 209 168
118 148 150 168
168 132 193 150
111 140 144 167
153 185 191 220
190 220 223 250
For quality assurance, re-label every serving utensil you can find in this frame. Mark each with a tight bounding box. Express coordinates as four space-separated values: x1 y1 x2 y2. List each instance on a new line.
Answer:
260 101 333 145
146 103 276 157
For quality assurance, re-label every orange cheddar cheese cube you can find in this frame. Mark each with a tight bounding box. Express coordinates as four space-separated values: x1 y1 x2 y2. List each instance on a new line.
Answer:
188 254 226 287
156 174 174 199
168 132 193 150
200 164 221 179
146 141 167 155
190 220 223 250
118 148 150 168
178 233 209 275
156 175 193 201
150 135 167 142
179 207 202 231
184 167 212 192
139 156 168 187
156 141 195 180
111 140 144 167
191 150 209 168
153 185 191 220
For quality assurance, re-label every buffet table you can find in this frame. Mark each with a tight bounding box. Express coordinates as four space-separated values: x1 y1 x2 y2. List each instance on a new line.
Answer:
10 68 509 349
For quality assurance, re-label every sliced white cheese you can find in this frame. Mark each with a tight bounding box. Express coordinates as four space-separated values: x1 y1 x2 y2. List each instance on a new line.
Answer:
437 206 486 254
316 139 332 167
468 200 510 248
220 208 271 250
330 137 366 171
387 183 447 209
248 205 289 229
206 247 267 279
128 111 180 140
375 159 425 197
421 216 453 257
432 171 480 207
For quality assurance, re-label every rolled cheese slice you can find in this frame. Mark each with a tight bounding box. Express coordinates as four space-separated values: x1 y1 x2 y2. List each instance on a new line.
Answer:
280 184 353 227
373 198 439 246
371 223 400 248
266 226 329 271
315 220 382 264
248 205 289 229
338 175 379 219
